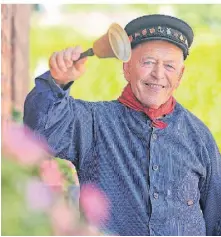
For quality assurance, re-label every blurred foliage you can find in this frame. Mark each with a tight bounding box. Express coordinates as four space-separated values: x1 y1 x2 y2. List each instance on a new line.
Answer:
60 3 221 30
173 4 221 30
60 4 158 14
175 39 221 148
12 107 23 123
1 157 52 235
60 4 221 30
2 154 79 235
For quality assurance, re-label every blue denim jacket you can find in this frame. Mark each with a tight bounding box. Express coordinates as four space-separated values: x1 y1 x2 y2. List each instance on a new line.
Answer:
24 71 221 236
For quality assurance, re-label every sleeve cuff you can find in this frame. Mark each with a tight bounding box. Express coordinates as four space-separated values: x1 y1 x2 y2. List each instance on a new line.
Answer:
36 70 74 100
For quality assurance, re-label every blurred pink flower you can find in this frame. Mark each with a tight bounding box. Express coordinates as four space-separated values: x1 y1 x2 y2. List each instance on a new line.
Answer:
40 159 65 192
50 199 77 235
2 121 49 166
26 178 53 212
71 225 102 236
50 201 102 236
80 183 110 227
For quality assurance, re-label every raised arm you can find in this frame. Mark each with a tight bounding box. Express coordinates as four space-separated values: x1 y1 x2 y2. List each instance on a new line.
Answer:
24 47 94 168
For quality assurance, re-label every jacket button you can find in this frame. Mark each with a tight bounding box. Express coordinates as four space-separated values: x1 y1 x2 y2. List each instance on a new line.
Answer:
153 165 159 171
152 134 157 140
153 192 159 199
187 200 194 206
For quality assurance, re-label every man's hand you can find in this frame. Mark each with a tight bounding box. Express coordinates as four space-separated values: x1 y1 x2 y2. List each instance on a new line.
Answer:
49 46 87 85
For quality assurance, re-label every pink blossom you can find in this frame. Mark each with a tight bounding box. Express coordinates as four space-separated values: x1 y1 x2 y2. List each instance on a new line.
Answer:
25 178 53 212
80 183 110 227
40 159 65 192
2 121 49 166
50 199 77 235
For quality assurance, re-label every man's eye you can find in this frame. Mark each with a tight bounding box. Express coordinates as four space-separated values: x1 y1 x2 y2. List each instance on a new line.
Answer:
144 61 154 65
165 64 174 69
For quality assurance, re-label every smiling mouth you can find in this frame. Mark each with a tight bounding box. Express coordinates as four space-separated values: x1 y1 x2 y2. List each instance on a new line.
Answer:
144 83 165 89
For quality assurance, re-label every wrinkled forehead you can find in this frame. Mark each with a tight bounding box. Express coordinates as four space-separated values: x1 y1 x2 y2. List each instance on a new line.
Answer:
132 40 184 62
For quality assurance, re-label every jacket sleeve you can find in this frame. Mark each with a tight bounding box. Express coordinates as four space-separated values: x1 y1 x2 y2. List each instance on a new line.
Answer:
199 131 221 236
23 70 95 168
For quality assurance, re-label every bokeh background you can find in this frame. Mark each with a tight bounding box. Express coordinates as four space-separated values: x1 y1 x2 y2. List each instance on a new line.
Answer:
2 4 221 235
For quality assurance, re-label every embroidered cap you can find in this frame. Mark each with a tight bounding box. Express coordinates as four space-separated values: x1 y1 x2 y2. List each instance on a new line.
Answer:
124 14 194 59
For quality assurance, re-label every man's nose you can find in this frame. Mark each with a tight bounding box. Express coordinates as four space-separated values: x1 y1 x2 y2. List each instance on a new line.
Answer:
151 62 164 80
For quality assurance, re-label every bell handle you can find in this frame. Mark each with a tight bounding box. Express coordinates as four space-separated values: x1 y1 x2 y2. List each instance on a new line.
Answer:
75 48 94 61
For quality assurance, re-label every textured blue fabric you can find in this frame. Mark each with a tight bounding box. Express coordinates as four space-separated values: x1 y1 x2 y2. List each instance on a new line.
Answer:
23 71 221 236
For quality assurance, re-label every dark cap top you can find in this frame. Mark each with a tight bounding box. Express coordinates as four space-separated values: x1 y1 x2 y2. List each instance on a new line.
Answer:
124 14 194 59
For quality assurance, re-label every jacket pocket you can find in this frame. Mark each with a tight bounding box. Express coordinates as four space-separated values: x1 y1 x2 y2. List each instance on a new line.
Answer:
177 172 200 207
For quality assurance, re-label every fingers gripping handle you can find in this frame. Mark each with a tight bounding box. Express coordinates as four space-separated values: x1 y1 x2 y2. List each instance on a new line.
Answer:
77 48 94 61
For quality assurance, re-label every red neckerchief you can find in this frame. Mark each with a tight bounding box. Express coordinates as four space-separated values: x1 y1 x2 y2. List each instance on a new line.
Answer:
118 84 176 129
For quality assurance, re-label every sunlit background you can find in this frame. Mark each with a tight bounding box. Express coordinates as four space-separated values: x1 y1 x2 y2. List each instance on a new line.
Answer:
30 4 221 147
2 4 221 235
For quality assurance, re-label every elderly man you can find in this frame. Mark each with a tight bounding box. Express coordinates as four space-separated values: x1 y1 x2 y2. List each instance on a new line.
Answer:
24 14 221 236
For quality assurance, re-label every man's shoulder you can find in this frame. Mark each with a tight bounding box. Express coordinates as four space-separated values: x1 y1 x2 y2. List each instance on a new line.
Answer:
176 102 214 142
75 99 125 114
91 100 126 116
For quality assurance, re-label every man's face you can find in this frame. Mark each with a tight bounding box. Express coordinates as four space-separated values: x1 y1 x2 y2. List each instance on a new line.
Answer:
123 40 185 109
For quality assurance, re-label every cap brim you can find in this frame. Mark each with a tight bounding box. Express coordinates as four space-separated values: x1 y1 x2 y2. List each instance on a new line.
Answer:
131 37 188 59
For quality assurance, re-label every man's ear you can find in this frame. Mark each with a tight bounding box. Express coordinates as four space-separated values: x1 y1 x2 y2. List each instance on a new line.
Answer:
176 65 185 88
123 62 131 82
